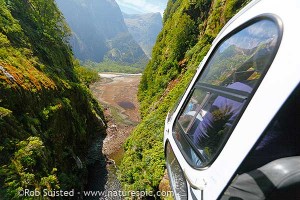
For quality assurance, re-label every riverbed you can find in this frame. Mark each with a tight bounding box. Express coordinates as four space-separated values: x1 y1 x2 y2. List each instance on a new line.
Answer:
87 73 141 199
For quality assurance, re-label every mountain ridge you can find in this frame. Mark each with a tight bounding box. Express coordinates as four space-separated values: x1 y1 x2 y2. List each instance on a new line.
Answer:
123 12 163 58
56 0 148 64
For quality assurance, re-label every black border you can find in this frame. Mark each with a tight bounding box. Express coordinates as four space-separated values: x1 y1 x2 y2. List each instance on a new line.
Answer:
171 13 283 170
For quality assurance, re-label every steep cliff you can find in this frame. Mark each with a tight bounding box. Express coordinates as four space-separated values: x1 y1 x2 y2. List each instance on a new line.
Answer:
0 0 106 197
56 0 148 64
118 0 251 194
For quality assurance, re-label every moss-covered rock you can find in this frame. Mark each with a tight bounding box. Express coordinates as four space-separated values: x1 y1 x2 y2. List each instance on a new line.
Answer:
0 0 106 198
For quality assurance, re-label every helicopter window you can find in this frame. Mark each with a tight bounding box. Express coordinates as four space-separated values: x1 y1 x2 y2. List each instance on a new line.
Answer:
173 19 281 168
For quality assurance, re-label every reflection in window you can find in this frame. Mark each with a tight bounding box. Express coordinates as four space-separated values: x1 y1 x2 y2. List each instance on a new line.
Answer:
173 19 280 168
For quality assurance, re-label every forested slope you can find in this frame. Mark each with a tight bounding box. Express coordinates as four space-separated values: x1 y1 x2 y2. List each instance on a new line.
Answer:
0 0 105 197
118 0 250 195
56 0 148 65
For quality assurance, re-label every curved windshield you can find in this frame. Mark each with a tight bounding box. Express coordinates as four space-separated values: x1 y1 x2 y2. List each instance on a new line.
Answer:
173 19 280 168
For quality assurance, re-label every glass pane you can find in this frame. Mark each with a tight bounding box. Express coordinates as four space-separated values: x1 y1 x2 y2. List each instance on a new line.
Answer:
174 122 208 167
201 20 278 87
178 88 211 134
173 19 280 168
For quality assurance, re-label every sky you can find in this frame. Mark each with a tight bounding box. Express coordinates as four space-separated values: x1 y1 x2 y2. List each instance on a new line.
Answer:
115 0 168 15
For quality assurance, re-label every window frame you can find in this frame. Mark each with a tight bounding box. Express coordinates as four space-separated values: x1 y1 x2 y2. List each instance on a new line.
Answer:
172 14 283 169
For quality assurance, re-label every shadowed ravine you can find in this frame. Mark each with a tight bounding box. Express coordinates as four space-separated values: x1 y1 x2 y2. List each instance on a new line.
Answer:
85 73 141 199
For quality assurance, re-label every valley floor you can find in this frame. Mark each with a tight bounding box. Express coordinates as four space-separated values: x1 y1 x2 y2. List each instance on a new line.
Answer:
90 73 141 161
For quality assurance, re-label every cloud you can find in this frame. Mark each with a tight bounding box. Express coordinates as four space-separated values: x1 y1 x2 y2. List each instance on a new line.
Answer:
115 0 166 15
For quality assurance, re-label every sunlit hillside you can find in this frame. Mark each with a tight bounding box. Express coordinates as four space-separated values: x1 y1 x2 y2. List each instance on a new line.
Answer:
118 0 251 195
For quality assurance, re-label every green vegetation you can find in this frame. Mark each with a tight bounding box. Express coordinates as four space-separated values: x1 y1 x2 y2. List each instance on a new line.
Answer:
110 107 136 126
84 60 145 74
0 137 59 197
118 0 251 195
74 60 100 85
0 0 106 198
105 32 149 65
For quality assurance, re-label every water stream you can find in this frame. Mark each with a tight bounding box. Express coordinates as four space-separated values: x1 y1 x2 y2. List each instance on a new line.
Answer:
86 74 141 199
85 136 107 199
85 136 124 200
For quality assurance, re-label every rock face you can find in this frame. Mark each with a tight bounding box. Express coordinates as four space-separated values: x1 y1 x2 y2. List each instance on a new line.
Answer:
123 12 163 58
56 0 148 64
0 0 107 197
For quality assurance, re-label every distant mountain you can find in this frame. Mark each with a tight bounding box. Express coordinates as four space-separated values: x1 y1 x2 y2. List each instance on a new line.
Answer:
55 0 148 64
123 12 162 58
